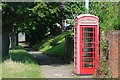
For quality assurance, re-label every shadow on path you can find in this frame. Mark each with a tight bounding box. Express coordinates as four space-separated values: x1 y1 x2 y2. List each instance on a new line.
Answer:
23 46 66 66
19 42 74 78
19 42 94 79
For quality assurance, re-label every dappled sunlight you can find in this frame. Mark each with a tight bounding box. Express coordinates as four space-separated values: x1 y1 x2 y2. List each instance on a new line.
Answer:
40 45 52 52
34 31 73 57
45 41 65 58
57 38 65 44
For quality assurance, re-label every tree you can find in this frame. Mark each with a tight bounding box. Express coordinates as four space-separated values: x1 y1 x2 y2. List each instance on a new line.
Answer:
89 2 119 32
0 2 92 56
2 2 15 56
2 2 38 55
2 2 119 56
32 2 85 34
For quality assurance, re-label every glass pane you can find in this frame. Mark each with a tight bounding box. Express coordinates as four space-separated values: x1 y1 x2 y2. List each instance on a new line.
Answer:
83 48 93 52
83 33 93 37
84 43 93 47
83 58 93 62
83 53 94 57
83 28 93 31
83 63 94 68
83 38 93 42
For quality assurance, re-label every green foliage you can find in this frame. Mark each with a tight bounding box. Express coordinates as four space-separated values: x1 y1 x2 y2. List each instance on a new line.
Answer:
33 2 85 19
64 2 85 19
3 2 48 45
0 2 3 10
3 2 119 35
89 2 119 32
95 56 112 79
32 2 59 18
32 2 61 25
101 33 108 54
2 2 119 55
50 39 58 46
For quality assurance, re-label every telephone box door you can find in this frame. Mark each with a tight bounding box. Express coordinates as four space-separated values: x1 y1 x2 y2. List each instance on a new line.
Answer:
80 25 99 74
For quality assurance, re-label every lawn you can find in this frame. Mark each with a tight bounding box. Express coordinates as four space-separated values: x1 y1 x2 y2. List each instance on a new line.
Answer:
34 31 73 58
2 49 44 78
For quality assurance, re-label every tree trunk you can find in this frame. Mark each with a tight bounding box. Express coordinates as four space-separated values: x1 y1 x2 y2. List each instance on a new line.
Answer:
2 28 10 56
25 33 28 44
0 26 2 57
16 33 18 46
10 32 16 48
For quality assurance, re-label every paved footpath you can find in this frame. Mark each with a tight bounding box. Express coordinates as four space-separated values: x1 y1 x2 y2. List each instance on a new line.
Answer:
28 50 74 78
20 42 94 78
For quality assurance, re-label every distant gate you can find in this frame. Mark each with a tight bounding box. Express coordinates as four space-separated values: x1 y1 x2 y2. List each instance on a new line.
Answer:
18 32 25 42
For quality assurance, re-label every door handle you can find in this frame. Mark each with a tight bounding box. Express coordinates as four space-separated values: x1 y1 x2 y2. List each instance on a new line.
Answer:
80 44 82 46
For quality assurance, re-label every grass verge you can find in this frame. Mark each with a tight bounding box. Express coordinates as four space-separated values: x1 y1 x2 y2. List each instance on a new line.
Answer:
2 49 44 78
34 31 73 58
46 41 65 58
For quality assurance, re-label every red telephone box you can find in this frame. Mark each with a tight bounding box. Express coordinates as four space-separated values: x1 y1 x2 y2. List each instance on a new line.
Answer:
74 14 99 75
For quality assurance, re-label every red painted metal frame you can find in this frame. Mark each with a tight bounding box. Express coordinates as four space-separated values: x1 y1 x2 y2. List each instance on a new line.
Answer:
80 25 98 74
74 14 99 75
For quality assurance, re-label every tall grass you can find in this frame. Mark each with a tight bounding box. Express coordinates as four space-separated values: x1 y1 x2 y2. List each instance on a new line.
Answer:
0 63 2 79
2 49 44 78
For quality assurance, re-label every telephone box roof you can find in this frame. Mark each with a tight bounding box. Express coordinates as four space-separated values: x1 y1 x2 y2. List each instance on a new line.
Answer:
76 14 98 19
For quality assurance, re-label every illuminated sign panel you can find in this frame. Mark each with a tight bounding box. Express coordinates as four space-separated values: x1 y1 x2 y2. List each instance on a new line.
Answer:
77 15 98 25
80 19 97 24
